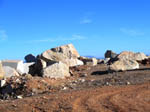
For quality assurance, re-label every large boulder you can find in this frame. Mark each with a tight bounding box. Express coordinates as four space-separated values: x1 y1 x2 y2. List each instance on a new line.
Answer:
2 60 23 70
24 54 36 62
117 51 147 61
41 44 82 67
110 59 139 71
3 66 19 78
0 61 5 80
2 60 34 75
42 62 70 78
17 62 35 75
105 50 117 58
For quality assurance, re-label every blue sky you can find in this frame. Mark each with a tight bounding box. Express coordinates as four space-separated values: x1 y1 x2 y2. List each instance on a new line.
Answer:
0 0 150 59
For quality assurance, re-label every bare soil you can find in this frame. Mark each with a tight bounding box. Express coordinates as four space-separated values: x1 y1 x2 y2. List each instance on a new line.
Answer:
0 64 150 112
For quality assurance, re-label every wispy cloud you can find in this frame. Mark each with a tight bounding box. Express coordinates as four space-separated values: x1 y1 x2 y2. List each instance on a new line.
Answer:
80 12 94 24
120 28 144 36
28 34 86 43
80 18 92 24
0 29 8 41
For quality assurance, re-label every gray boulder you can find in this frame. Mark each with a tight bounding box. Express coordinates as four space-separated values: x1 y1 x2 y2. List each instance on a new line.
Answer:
42 62 70 78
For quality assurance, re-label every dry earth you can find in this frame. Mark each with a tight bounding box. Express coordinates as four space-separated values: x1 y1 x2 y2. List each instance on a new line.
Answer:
0 64 150 112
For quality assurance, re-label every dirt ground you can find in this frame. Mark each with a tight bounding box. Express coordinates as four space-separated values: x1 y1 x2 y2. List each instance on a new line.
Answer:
0 64 150 112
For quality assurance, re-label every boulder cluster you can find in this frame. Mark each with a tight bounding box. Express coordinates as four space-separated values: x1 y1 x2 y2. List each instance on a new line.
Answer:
104 50 148 71
0 44 149 81
0 44 150 99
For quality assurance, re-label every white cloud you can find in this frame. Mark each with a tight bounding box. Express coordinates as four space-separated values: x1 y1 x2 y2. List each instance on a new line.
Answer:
120 28 144 36
80 18 92 24
0 29 7 41
80 12 94 24
28 34 86 43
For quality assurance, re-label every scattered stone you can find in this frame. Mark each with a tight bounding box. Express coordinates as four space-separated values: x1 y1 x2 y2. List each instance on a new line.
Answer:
42 62 70 78
24 54 36 62
80 74 87 77
17 95 23 99
127 82 130 85
110 59 139 71
105 50 117 58
79 57 97 66
62 87 68 90
3 66 20 78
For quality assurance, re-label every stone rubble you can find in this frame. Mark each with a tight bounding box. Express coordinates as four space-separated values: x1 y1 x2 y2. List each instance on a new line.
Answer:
0 43 150 100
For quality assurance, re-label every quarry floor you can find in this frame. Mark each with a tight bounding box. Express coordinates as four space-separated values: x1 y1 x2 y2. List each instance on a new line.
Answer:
0 64 150 112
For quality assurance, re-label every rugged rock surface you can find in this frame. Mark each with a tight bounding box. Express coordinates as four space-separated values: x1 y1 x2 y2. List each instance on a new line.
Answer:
42 62 70 78
110 59 139 71
117 51 147 61
24 54 36 62
41 44 82 67
105 50 117 58
0 61 4 80
3 66 19 78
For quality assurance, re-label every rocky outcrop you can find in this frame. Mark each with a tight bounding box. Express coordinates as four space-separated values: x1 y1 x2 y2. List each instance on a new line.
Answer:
0 61 5 80
105 50 117 59
42 62 70 78
41 44 82 67
117 51 147 61
110 59 139 71
24 54 36 62
3 66 20 78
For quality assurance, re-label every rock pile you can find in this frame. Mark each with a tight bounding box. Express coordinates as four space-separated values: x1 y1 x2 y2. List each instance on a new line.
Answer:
29 44 84 78
108 51 148 71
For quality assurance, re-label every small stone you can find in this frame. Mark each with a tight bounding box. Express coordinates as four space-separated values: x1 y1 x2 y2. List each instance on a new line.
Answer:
0 79 6 87
63 87 68 90
17 95 23 99
127 81 130 85
106 82 109 85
